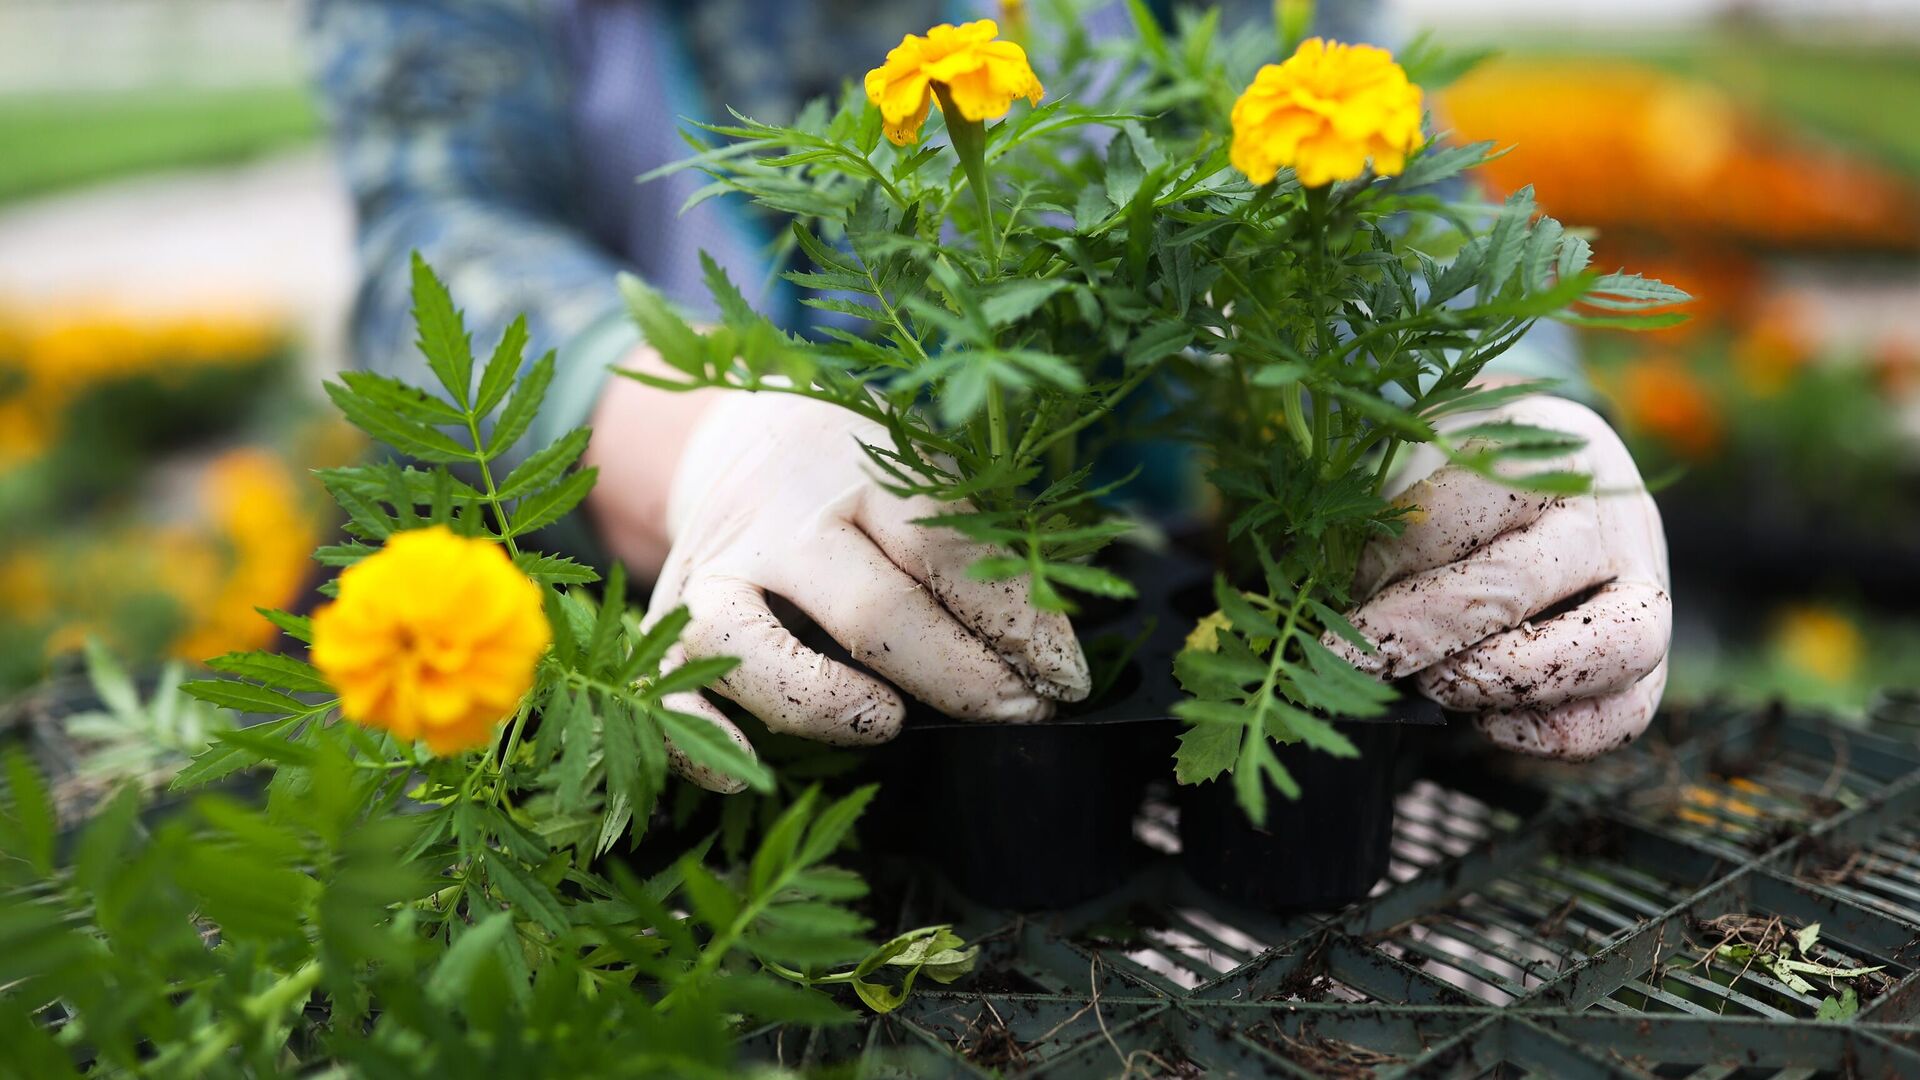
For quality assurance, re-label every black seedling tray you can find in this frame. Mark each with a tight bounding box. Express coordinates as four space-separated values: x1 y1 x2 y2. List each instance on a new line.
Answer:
863 540 1206 909
865 542 1440 911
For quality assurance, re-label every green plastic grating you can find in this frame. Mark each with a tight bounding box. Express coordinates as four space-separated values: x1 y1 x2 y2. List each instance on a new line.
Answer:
750 707 1920 1077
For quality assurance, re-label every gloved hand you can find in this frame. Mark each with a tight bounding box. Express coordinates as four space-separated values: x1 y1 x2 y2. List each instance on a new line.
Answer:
645 392 1091 791
1326 394 1671 760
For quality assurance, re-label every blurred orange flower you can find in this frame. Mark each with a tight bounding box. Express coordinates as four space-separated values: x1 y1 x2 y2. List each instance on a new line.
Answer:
1445 59 1920 252
1609 354 1722 459
1730 307 1811 398
1873 337 1920 398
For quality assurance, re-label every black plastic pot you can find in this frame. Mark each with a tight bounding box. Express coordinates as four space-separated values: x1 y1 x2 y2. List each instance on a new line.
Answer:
863 542 1207 910
1176 693 1444 912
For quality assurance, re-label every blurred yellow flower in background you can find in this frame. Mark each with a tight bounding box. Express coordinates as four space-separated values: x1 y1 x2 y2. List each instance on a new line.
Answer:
0 303 285 471
1229 38 1423 187
171 449 326 660
1772 605 1863 685
864 19 1043 146
311 526 549 754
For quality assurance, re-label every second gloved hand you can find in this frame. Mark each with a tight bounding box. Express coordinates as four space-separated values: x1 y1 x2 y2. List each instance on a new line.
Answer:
1325 395 1672 760
647 392 1092 791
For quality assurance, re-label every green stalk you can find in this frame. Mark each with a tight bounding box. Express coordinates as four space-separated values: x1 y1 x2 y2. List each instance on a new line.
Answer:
935 84 996 266
986 382 1009 462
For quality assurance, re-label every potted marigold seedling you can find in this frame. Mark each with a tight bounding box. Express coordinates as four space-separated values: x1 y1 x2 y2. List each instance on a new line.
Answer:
620 7 1683 910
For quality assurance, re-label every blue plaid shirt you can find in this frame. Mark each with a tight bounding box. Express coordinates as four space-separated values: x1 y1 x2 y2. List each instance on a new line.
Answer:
310 0 1575 487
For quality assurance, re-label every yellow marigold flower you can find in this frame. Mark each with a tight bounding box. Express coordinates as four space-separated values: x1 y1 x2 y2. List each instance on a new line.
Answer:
1772 605 1863 685
1229 38 1423 187
311 526 549 754
864 19 1043 146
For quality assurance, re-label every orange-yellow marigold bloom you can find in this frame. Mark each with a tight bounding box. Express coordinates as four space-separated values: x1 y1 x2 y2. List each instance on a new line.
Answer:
1229 38 1424 187
311 526 549 754
863 19 1043 146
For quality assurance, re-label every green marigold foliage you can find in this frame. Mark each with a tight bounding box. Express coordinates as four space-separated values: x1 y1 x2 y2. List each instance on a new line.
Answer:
618 2 1685 819
0 260 970 1078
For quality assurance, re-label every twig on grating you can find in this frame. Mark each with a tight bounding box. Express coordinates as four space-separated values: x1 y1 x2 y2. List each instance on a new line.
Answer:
1803 847 1878 887
1687 914 1785 987
1248 1021 1401 1080
954 997 1027 1070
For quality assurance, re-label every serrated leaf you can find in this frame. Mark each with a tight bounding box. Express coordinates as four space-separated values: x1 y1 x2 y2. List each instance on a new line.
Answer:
798 785 876 867
2 751 56 875
170 715 300 790
411 252 474 407
429 911 513 1004
506 467 597 537
325 381 473 463
621 606 690 683
1173 716 1242 785
204 652 331 694
497 428 590 500
489 350 555 457
647 657 740 699
475 315 529 416
182 679 308 717
586 562 628 674
600 699 649 830
512 551 600 586
980 279 1067 326
338 369 466 426
484 853 570 935
655 706 772 792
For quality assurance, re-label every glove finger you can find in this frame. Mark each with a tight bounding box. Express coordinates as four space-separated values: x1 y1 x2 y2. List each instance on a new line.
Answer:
655 643 757 794
1326 498 1608 680
1356 464 1557 598
768 523 1057 724
680 575 904 746
855 491 1090 702
1476 660 1667 760
1415 579 1672 711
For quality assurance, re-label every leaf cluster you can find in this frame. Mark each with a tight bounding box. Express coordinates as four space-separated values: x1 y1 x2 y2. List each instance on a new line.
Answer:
0 259 966 1076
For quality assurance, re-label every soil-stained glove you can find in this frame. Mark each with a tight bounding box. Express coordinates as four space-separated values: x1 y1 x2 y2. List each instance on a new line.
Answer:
646 392 1092 792
1326 395 1671 760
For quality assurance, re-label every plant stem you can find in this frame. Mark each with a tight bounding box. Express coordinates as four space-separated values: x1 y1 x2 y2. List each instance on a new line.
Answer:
1371 438 1403 495
986 381 1009 462
934 84 997 267
463 412 521 559
491 698 534 803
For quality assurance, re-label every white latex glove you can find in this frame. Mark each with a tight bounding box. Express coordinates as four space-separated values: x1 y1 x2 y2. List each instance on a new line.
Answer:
646 392 1092 791
1326 395 1672 760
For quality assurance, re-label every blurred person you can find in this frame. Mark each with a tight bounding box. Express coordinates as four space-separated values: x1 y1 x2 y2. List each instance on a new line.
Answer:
311 0 1672 781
